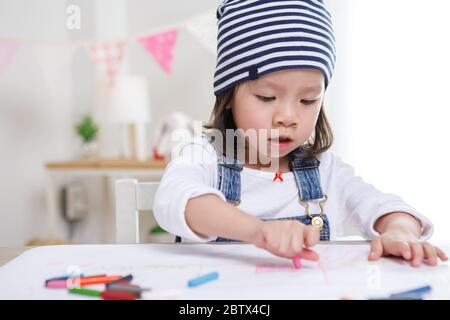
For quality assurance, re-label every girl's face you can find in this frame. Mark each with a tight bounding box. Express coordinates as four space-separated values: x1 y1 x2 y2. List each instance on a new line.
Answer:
232 68 325 166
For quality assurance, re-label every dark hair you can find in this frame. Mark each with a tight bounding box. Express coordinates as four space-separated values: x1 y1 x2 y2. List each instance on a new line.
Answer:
204 86 334 160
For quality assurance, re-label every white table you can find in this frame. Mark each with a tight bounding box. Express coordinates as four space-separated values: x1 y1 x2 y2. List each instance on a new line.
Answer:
1 242 449 300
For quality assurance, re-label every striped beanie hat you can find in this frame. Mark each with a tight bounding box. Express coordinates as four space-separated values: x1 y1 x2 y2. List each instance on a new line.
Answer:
214 0 336 95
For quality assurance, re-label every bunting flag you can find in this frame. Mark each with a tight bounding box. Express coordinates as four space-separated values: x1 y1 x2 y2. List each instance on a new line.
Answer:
0 10 215 78
32 44 76 93
86 40 127 86
138 29 178 75
185 10 217 54
0 40 20 74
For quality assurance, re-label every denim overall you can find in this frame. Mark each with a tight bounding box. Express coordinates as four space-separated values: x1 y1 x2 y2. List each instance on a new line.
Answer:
175 146 330 242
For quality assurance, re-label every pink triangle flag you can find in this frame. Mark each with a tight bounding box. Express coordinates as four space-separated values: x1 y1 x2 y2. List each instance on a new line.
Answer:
0 40 20 74
86 40 127 87
138 29 178 75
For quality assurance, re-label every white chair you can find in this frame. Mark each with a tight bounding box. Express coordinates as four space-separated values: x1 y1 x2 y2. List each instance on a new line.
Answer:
114 179 161 244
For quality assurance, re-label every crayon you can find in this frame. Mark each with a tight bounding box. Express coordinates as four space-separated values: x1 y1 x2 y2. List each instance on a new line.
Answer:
68 287 102 298
46 280 68 289
368 285 432 300
46 275 122 288
101 290 137 300
44 273 92 286
78 275 123 286
108 283 150 293
292 257 302 269
369 295 423 300
107 284 150 298
45 273 83 282
45 274 104 285
105 274 133 288
187 272 219 288
390 285 432 299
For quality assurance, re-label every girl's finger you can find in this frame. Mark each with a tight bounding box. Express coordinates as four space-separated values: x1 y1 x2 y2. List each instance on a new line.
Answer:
290 232 303 256
410 242 424 267
423 243 437 266
278 233 291 258
369 236 383 260
298 247 320 261
265 237 290 259
304 226 320 248
256 237 289 260
390 240 411 260
436 247 449 261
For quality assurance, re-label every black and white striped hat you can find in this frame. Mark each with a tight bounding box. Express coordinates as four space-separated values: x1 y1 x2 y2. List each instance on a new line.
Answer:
214 0 336 95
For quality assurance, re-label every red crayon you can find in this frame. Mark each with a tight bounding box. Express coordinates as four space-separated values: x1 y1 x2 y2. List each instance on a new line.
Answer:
101 290 137 300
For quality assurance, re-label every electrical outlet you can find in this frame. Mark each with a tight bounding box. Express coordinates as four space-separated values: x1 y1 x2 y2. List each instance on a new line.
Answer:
61 182 88 222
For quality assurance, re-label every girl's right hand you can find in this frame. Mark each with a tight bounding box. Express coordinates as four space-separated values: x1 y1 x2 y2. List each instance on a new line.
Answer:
249 220 321 260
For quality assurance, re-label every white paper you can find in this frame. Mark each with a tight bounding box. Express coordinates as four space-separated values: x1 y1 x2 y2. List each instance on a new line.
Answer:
0 243 449 300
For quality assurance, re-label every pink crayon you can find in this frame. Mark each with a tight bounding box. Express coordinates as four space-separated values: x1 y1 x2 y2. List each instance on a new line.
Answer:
292 257 302 269
45 280 68 289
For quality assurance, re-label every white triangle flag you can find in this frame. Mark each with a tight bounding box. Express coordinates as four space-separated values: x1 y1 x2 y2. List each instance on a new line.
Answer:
185 10 217 54
32 44 76 93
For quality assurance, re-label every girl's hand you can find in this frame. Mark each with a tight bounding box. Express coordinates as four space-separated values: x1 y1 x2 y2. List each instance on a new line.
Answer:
369 230 448 267
249 220 320 260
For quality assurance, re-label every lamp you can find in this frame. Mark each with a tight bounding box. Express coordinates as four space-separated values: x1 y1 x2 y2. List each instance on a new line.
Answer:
94 75 151 160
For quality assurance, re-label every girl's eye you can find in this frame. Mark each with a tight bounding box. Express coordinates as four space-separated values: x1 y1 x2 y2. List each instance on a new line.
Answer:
256 95 275 102
301 99 318 105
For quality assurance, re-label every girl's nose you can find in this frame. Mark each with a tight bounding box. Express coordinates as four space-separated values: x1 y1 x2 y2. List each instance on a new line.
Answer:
273 104 297 127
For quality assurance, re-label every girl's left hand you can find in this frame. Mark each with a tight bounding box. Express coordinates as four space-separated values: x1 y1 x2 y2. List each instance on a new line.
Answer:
368 230 448 267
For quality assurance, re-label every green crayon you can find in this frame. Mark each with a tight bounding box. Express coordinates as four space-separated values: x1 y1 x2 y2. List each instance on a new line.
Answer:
68 287 102 298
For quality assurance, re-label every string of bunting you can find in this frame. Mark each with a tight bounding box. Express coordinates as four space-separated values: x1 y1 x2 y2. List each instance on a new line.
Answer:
0 10 216 87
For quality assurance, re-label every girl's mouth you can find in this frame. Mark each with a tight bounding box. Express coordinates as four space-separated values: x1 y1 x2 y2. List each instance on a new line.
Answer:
268 136 293 150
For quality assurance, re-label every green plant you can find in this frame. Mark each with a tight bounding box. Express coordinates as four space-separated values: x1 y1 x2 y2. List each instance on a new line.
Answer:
149 225 167 235
75 115 99 143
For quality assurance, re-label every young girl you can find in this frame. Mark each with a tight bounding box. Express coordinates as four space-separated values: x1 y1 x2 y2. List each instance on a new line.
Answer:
154 0 447 267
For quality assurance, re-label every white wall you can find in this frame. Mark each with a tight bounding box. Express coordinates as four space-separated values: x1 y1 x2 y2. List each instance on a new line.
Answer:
322 0 352 156
342 0 450 243
0 0 75 246
0 0 220 246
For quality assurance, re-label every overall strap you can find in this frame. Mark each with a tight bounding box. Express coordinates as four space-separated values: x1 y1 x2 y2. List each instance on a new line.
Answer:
175 140 243 243
216 154 244 205
289 148 324 201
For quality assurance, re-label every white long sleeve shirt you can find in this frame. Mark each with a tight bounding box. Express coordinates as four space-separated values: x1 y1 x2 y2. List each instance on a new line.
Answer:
153 137 433 242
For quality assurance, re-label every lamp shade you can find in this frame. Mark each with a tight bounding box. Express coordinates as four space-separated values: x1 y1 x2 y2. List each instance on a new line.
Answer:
94 75 150 123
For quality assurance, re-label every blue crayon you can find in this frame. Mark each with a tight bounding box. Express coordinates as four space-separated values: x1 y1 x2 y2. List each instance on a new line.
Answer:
47 273 84 280
390 285 432 299
44 273 85 285
369 295 423 300
187 272 219 287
